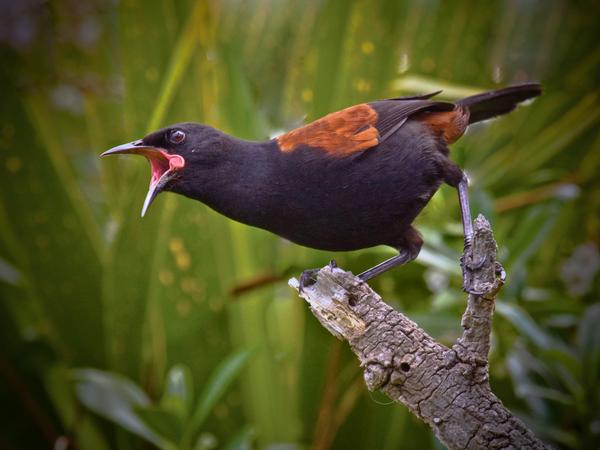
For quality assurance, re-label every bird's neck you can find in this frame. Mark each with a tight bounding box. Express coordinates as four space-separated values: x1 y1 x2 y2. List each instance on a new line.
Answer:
172 136 278 226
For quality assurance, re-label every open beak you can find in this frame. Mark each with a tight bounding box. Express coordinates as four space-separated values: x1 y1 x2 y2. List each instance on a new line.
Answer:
100 140 185 217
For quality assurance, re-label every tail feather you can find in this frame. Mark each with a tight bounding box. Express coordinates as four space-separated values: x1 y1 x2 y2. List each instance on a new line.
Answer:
458 82 542 124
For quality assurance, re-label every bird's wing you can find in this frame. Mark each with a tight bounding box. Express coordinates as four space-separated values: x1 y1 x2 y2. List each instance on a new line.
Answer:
369 98 455 142
276 104 380 156
276 94 456 156
383 90 442 101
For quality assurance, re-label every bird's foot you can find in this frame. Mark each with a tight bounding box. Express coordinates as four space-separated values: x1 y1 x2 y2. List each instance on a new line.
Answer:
460 236 485 294
299 268 320 293
461 239 506 295
462 276 483 295
298 260 337 293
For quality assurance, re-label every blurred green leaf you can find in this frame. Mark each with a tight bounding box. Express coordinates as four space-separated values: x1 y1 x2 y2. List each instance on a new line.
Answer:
503 204 560 292
0 257 20 286
518 385 574 406
73 369 173 450
577 303 600 396
161 364 195 420
264 444 302 450
221 425 255 450
392 75 482 98
577 303 600 361
497 302 562 351
417 247 461 275
523 417 579 448
506 350 549 417
45 366 110 450
134 405 183 445
194 432 218 450
539 349 583 401
146 0 209 133
186 349 252 439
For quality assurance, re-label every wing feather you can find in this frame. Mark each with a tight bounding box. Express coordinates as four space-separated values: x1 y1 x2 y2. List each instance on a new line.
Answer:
369 99 455 143
276 92 456 155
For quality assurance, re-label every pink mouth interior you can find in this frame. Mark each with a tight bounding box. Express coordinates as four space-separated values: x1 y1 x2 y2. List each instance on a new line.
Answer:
140 150 185 186
148 153 170 186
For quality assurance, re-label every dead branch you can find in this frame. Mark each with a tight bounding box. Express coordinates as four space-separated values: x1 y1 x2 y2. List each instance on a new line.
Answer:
290 215 550 450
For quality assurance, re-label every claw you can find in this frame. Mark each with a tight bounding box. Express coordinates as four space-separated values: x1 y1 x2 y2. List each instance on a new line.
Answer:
460 236 484 294
299 268 320 293
461 253 505 296
468 254 487 270
464 286 486 296
495 262 507 282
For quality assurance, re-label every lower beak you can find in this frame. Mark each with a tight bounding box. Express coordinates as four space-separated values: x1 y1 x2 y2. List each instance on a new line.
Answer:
100 141 185 217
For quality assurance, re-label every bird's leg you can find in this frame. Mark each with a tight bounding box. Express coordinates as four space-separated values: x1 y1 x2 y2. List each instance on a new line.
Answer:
358 249 416 281
358 226 423 282
457 174 473 249
299 229 422 289
457 174 483 293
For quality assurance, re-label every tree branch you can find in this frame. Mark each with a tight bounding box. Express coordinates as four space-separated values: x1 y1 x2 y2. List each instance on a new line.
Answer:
289 215 550 450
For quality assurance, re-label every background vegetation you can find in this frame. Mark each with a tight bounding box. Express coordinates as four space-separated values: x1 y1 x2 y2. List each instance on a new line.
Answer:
1 0 599 449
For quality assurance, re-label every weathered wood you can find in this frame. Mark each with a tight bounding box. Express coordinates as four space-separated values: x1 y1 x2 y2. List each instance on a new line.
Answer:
290 215 550 450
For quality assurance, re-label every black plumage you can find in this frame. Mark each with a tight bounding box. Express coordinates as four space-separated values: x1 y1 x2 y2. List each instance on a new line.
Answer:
101 83 541 287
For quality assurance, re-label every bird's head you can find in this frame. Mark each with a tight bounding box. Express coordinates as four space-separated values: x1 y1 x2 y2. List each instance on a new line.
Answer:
101 123 223 216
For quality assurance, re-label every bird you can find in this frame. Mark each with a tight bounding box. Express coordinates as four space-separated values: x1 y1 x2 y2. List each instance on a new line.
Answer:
101 83 541 291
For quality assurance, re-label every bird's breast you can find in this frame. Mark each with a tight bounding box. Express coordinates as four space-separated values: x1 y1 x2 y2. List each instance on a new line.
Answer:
253 123 449 250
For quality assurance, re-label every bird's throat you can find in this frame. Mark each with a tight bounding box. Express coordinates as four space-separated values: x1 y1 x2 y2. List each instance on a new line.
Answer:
172 139 277 227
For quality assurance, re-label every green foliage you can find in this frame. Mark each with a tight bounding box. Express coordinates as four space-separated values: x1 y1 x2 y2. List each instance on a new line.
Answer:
503 303 600 448
74 350 251 450
184 350 253 447
0 1 598 449
74 368 168 448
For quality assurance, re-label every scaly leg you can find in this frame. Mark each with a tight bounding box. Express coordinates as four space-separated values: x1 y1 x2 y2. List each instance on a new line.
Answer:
359 226 423 282
457 174 473 249
358 249 416 281
457 174 483 293
298 227 423 290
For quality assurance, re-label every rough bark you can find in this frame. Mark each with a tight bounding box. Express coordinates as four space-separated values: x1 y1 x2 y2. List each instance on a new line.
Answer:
289 215 550 450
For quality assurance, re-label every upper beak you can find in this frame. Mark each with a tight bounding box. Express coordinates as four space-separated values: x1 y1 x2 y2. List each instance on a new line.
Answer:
100 140 185 217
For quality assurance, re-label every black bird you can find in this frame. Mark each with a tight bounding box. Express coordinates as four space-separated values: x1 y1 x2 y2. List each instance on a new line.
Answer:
101 83 541 290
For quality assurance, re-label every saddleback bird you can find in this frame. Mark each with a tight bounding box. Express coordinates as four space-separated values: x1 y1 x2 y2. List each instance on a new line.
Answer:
101 83 541 291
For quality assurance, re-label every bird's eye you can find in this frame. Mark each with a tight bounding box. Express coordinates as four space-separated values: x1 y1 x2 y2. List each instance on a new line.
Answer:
169 130 186 144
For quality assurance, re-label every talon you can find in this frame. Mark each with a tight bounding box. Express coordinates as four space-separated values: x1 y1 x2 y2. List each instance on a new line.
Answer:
299 268 319 293
495 262 506 282
469 254 487 270
462 280 485 295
